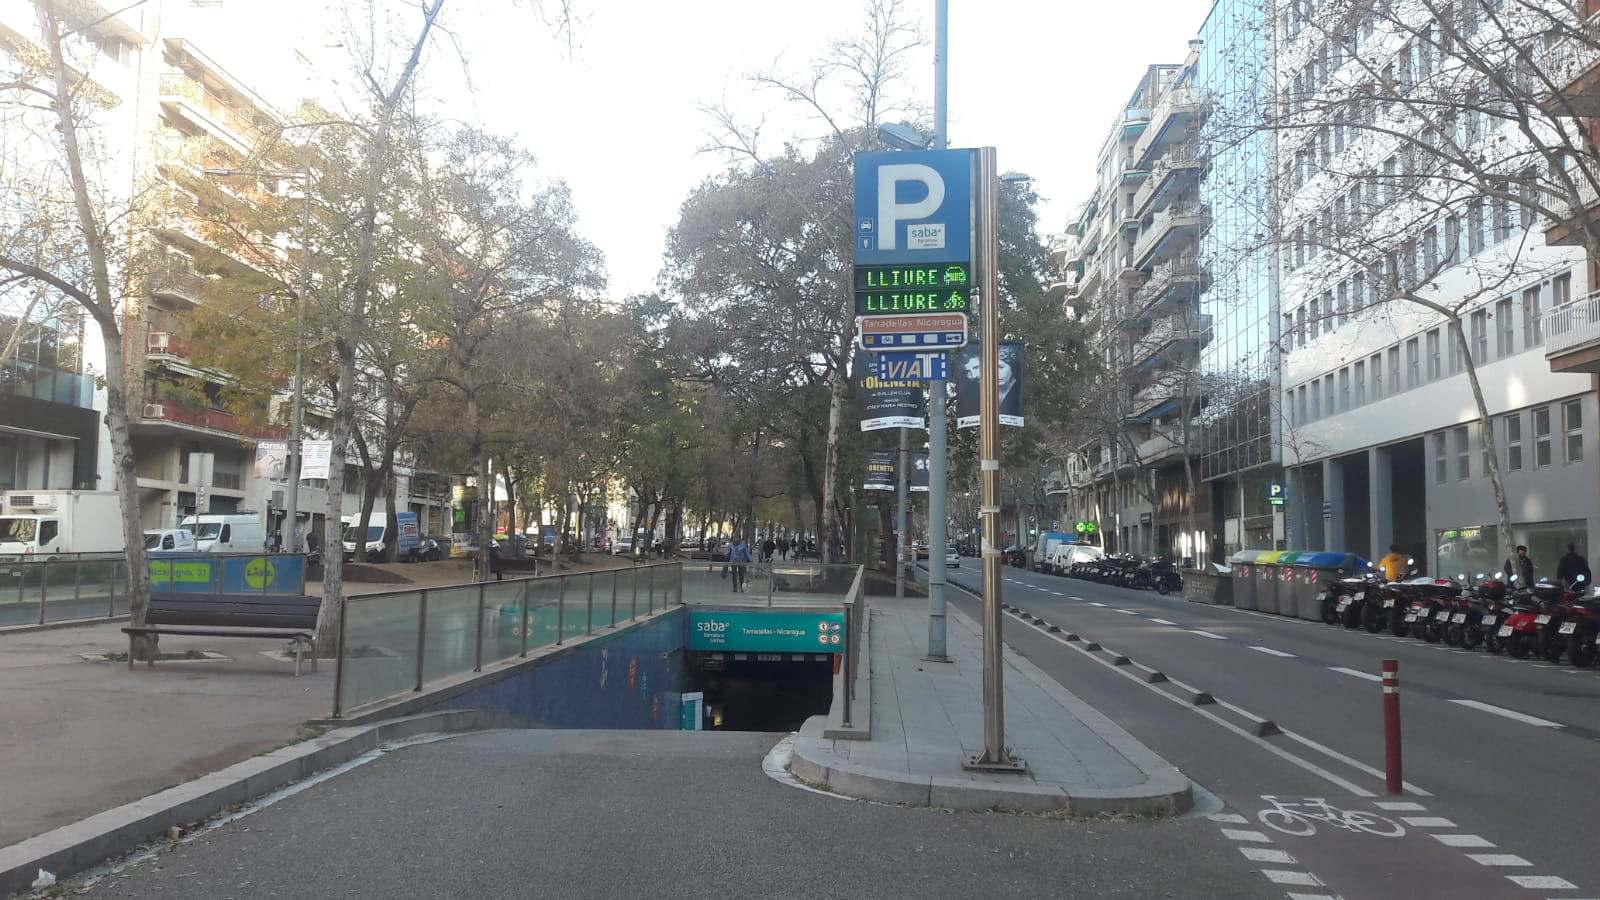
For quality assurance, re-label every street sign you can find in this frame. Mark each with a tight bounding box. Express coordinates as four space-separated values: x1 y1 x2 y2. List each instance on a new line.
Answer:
688 610 846 653
872 350 949 381
853 150 975 265
1321 500 1333 519
1268 482 1286 506
854 262 971 315
857 313 968 350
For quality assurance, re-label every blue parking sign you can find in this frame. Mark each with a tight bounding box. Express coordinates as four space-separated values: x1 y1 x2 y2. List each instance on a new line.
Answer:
853 150 974 266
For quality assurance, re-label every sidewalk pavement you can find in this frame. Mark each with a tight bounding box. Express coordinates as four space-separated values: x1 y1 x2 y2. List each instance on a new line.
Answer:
791 595 1193 816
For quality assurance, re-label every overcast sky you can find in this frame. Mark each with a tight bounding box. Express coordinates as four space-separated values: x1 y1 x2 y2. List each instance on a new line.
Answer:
184 0 1210 300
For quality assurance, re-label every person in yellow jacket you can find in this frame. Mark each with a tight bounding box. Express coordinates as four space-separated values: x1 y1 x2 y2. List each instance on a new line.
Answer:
1378 544 1407 582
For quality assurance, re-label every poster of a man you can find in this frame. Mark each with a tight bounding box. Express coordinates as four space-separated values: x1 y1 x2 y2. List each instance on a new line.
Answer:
955 340 1024 428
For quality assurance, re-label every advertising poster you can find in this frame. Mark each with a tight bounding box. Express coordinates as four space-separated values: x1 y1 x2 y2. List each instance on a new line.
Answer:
954 340 1025 428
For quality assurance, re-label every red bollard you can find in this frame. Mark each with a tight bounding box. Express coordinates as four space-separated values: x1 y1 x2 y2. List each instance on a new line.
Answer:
1382 658 1402 795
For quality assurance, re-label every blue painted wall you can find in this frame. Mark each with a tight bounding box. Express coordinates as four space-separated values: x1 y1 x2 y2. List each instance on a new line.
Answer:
433 608 690 729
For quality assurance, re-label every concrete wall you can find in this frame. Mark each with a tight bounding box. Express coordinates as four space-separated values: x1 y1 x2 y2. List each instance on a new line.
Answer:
432 609 691 730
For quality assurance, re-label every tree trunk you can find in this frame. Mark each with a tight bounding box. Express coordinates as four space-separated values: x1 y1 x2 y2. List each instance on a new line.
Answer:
820 370 845 565
40 5 150 652
1449 316 1518 569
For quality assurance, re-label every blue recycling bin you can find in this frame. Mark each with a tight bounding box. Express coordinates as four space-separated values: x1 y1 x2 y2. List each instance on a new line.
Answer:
1291 552 1370 621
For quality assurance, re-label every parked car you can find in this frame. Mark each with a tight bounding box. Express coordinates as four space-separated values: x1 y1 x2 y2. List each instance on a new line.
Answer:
945 546 961 568
914 541 930 560
615 535 634 555
417 536 446 562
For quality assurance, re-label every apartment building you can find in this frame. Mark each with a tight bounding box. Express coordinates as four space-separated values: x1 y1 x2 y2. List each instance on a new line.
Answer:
0 0 146 493
1271 0 1598 577
1052 49 1212 561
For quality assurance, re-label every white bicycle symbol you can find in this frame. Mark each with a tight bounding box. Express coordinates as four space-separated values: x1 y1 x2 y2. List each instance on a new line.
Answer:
1256 795 1406 837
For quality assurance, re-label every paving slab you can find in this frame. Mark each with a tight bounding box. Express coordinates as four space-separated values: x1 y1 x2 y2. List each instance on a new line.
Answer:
792 595 1193 815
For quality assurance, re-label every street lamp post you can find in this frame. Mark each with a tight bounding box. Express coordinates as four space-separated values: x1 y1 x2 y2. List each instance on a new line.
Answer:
203 165 312 552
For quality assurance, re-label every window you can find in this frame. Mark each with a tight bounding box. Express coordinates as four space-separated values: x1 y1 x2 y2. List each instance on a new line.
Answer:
1339 368 1350 411
1389 346 1401 393
1470 309 1488 363
1423 224 1439 275
1534 406 1552 467
1565 398 1584 463
1311 379 1322 419
1309 297 1321 339
1324 377 1335 417
1352 271 1367 311
1434 432 1448 484
1554 271 1572 308
1505 413 1522 472
1336 283 1348 327
1426 329 1441 380
1495 297 1514 357
1295 306 1306 348
1445 215 1462 265
1286 392 1296 427
1298 385 1309 423
1522 286 1543 348
1454 425 1470 480
1448 324 1463 373
1355 360 1366 405
1493 194 1513 243
1406 338 1420 388
1371 353 1383 399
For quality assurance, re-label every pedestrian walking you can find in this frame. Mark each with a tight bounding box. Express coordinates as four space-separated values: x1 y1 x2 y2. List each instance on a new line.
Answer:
761 538 777 564
1557 543 1592 589
728 535 752 592
777 536 790 561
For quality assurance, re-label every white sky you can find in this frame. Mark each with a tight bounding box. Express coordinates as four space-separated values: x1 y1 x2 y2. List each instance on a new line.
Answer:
180 0 1211 299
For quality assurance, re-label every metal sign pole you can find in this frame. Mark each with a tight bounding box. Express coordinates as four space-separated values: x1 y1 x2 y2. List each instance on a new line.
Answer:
966 147 1023 773
925 0 951 662
896 426 908 599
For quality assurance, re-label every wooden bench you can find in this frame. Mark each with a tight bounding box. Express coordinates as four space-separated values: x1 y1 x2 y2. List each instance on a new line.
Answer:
122 593 321 675
490 557 539 580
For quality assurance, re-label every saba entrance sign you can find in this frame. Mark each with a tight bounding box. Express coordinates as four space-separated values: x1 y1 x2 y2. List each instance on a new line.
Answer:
853 150 975 319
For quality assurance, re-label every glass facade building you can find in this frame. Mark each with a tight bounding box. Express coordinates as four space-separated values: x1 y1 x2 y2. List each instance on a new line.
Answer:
0 312 100 492
1196 0 1283 553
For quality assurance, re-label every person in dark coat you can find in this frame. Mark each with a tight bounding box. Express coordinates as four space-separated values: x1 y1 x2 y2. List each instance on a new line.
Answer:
1504 545 1534 586
1556 543 1592 589
762 538 777 563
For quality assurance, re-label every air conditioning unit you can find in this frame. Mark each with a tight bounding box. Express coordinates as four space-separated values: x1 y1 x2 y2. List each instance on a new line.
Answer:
143 403 166 419
148 332 171 352
7 493 55 511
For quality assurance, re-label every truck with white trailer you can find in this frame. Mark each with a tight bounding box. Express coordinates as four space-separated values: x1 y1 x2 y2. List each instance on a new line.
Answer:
0 490 126 560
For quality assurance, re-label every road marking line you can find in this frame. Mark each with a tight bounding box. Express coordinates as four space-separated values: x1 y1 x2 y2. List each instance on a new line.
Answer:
1249 646 1297 658
1374 801 1426 811
1115 609 1141 615
1207 813 1248 824
1191 630 1228 639
1261 870 1322 886
1466 854 1532 867
1068 596 1086 601
1448 700 1564 728
1285 895 1337 900
1239 847 1297 864
1329 666 1382 682
1221 828 1272 843
1506 875 1578 890
1149 617 1178 625
1278 731 1433 797
1433 834 1494 848
1401 816 1457 828
1089 601 1108 607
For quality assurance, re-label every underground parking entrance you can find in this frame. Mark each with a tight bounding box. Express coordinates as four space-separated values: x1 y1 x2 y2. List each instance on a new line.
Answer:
685 607 845 731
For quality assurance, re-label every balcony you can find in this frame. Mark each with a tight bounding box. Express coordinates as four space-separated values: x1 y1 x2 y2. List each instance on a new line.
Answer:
1133 426 1189 467
1546 289 1600 373
1132 203 1210 269
159 72 263 155
148 268 204 306
1133 256 1209 317
1130 315 1212 370
1543 171 1600 247
137 397 286 440
1133 87 1203 169
145 331 194 361
1132 145 1205 216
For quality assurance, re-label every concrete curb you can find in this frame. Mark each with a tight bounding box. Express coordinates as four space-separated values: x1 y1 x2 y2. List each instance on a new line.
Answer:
0 709 536 899
0 614 130 637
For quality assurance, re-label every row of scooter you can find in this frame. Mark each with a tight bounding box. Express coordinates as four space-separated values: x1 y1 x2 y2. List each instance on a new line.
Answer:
1317 563 1600 666
1065 555 1184 595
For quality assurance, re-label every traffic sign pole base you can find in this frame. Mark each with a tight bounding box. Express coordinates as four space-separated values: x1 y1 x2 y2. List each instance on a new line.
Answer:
963 750 1027 773
921 654 952 664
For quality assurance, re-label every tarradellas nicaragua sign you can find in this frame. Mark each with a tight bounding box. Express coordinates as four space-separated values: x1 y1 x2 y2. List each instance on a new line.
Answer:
689 610 846 653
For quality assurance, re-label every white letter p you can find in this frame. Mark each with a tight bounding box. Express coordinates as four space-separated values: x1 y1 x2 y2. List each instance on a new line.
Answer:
877 163 944 251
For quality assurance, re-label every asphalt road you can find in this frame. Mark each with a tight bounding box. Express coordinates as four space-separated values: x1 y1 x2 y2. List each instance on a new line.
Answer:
80 730 1278 900
933 558 1600 898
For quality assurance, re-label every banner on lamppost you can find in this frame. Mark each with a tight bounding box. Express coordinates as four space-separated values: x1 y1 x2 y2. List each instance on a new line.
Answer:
254 441 289 482
863 450 897 491
300 440 333 480
856 364 925 432
954 340 1025 428
910 451 930 492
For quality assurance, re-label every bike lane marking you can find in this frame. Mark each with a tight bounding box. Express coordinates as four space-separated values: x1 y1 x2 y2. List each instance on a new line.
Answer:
1251 646 1298 658
1149 617 1179 626
1328 666 1381 682
1191 630 1228 639
1446 699 1563 728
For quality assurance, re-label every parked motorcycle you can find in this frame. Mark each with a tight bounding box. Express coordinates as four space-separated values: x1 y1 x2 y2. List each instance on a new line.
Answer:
1500 577 1572 661
1146 557 1183 595
1560 576 1599 667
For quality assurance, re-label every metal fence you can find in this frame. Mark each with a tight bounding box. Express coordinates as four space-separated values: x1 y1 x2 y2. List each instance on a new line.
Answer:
0 552 312 628
332 562 684 717
679 560 862 607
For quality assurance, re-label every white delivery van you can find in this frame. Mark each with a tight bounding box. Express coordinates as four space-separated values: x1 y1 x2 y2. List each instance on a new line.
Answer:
180 514 266 553
0 490 124 560
143 529 198 552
